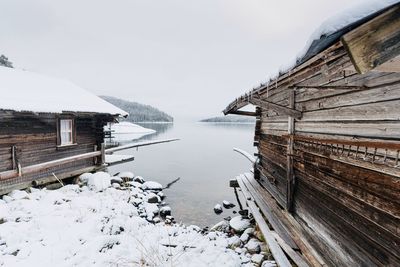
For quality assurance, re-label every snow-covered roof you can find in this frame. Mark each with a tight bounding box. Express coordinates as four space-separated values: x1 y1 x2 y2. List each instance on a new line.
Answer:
297 0 399 65
0 67 128 117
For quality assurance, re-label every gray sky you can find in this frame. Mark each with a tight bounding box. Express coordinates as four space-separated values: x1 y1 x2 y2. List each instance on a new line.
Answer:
1 0 367 120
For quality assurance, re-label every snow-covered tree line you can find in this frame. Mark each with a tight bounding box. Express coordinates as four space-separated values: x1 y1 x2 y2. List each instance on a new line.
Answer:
100 95 173 122
0 55 13 68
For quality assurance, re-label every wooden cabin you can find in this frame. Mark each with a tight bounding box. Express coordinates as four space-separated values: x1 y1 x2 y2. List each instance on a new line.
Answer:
0 67 127 195
225 3 400 267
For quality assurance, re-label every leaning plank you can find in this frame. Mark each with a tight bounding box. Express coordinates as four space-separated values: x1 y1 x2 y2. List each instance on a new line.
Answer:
105 154 135 166
233 148 256 164
0 151 102 180
230 110 257 116
272 232 310 267
237 175 292 267
341 4 400 73
0 166 100 195
245 173 325 267
242 173 298 249
250 98 302 119
105 138 179 154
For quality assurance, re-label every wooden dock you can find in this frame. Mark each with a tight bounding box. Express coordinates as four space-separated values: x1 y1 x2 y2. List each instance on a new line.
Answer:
233 173 314 267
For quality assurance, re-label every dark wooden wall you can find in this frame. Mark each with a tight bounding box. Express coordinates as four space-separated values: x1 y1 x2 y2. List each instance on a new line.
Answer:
0 111 108 194
252 43 400 266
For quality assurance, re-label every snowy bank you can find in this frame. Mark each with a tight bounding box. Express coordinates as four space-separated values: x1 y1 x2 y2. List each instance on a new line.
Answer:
106 121 156 142
0 171 274 267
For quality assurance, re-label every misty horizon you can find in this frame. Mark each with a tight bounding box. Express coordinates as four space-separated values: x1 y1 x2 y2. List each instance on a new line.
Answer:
1 0 370 119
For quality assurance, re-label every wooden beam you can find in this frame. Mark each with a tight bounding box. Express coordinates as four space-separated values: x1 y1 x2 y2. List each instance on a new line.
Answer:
0 151 102 180
249 97 302 119
291 85 367 90
243 173 299 249
22 151 101 176
237 175 292 267
223 98 251 115
282 134 400 151
286 89 296 211
105 138 179 154
245 172 325 266
105 154 135 166
373 55 400 72
11 146 17 170
233 147 256 164
272 232 310 267
229 179 239 188
341 4 400 74
230 110 257 116
101 143 106 165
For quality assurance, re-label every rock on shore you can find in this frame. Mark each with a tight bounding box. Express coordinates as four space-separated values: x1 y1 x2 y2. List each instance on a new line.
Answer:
209 215 275 266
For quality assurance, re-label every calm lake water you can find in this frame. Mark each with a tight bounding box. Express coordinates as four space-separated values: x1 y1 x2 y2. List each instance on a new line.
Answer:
109 121 255 227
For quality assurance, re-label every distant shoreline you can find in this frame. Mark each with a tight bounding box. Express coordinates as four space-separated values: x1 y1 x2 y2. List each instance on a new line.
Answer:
199 115 255 124
198 121 255 125
135 121 174 124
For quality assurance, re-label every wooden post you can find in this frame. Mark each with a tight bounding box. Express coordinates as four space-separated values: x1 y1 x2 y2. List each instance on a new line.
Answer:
286 89 296 211
11 146 16 170
17 163 22 177
101 143 105 165
11 145 22 177
93 145 98 165
254 107 262 180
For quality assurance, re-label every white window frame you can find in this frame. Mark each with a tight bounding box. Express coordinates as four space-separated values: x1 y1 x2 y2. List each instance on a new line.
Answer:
59 119 74 146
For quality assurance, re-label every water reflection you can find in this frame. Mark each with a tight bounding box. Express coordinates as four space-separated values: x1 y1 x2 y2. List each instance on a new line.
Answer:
135 123 174 141
198 122 255 130
109 121 256 227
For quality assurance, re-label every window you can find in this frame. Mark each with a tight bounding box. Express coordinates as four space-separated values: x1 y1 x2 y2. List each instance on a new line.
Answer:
59 119 74 145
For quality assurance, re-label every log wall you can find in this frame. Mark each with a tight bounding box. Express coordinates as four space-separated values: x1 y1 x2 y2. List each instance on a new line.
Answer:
0 111 108 194
251 43 400 266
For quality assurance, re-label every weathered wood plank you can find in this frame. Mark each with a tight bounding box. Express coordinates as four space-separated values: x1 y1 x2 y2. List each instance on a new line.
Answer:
294 162 400 234
242 173 298 249
237 175 292 267
295 121 400 139
297 83 400 112
342 4 400 73
272 232 310 267
286 90 295 211
246 172 325 266
301 99 400 121
250 98 302 119
373 55 400 72
295 179 400 266
293 150 400 212
230 110 257 116
0 151 102 180
293 185 380 267
257 168 287 208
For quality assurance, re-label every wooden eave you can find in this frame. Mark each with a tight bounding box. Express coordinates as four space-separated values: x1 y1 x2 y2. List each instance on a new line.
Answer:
223 41 348 116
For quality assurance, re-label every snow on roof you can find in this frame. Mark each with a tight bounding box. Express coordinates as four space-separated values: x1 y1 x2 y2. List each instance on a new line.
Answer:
0 67 128 116
246 0 399 93
298 0 399 65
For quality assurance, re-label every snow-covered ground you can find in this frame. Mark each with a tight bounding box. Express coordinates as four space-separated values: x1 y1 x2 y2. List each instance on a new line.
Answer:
106 121 156 142
0 171 274 267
